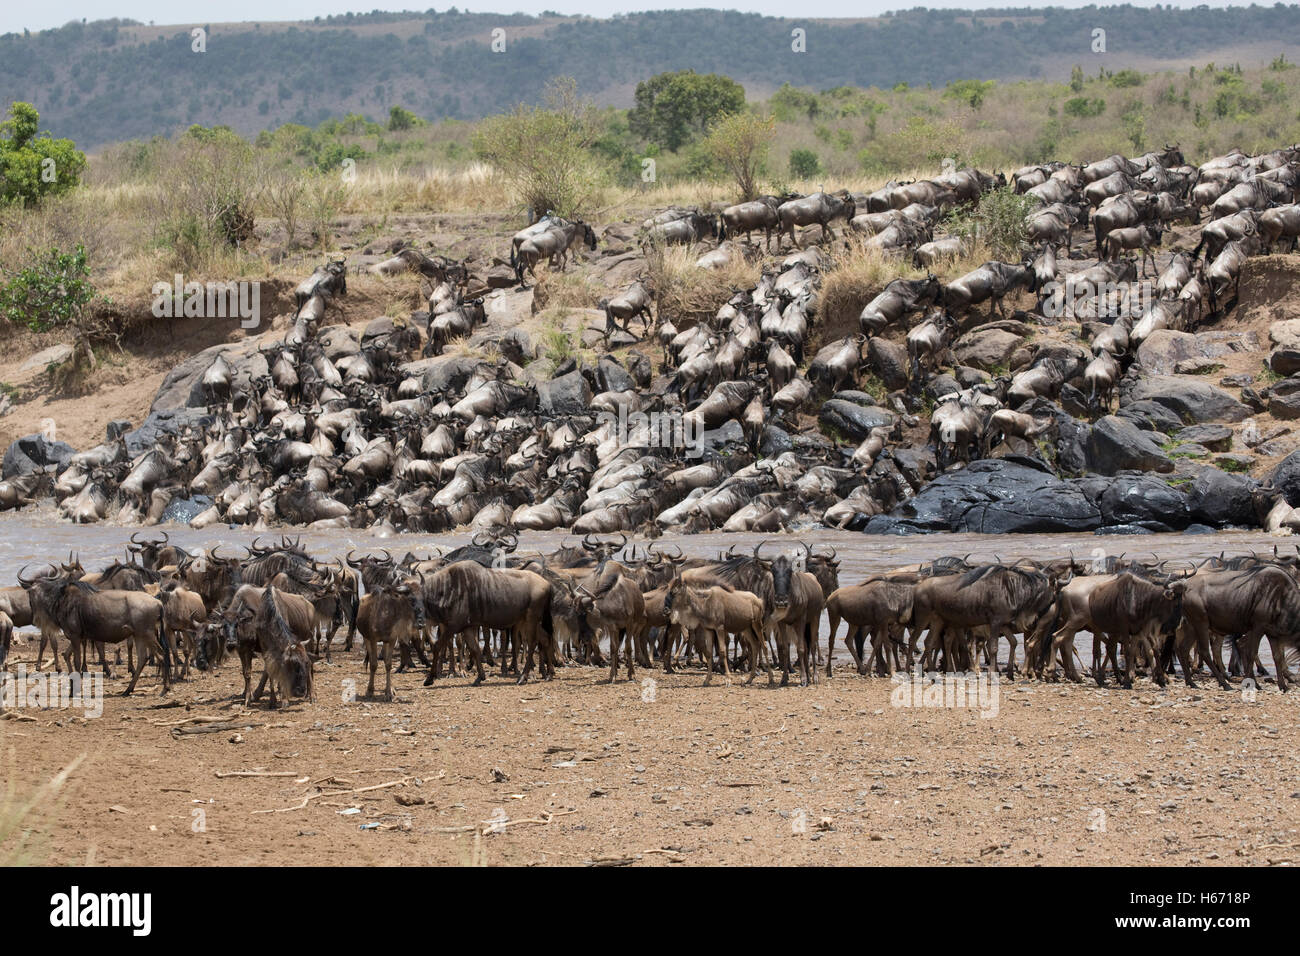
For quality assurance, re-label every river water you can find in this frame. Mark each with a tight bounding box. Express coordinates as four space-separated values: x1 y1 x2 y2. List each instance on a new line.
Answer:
1 517 1287 672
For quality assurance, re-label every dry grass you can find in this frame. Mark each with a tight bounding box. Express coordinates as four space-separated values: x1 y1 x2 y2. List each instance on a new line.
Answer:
531 269 606 312
0 752 84 866
342 163 511 215
647 243 762 326
818 238 925 340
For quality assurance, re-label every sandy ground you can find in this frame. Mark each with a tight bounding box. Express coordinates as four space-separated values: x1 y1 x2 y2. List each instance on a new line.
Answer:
4 635 1298 867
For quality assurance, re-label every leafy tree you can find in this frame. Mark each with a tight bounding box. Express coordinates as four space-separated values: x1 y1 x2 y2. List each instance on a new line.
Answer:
788 148 821 179
770 83 821 122
0 102 86 206
473 77 601 217
1070 65 1085 93
1064 97 1106 118
628 70 745 151
703 111 774 202
0 244 97 332
943 79 995 110
387 105 425 131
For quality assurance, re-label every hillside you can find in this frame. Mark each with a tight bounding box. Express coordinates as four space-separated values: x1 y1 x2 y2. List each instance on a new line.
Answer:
3 5 1300 149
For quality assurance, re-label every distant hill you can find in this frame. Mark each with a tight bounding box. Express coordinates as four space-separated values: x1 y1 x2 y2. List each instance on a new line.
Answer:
2 6 1299 149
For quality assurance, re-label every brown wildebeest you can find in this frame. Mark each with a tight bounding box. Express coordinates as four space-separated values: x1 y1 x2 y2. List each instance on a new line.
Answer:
668 579 770 686
1087 573 1185 688
1175 564 1300 691
19 567 170 696
825 575 916 677
418 561 554 687
911 564 1057 677
233 586 314 709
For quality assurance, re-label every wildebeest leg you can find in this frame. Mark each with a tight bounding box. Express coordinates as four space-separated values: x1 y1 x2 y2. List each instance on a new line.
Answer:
1266 635 1291 692
825 612 843 677
606 626 620 683
1092 632 1107 686
366 638 378 698
776 624 791 687
383 640 395 702
240 646 255 704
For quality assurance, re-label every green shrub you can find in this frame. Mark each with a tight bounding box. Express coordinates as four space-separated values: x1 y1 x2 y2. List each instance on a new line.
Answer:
788 148 821 179
0 245 97 332
0 102 86 207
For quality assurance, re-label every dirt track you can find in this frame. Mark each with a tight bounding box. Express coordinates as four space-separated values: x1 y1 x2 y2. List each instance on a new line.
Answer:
5 640 1298 867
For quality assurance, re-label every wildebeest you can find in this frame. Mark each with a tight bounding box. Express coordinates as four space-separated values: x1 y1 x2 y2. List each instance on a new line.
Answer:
777 192 856 246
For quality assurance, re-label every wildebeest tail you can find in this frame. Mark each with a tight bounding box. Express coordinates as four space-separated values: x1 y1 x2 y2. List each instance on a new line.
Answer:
157 604 172 684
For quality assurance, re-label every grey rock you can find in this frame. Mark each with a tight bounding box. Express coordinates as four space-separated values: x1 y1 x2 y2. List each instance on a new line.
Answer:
2 434 76 479
953 327 1022 370
1186 466 1262 527
537 370 593 416
819 401 894 442
1125 375 1251 424
1174 424 1232 452
1086 416 1173 475
866 338 909 392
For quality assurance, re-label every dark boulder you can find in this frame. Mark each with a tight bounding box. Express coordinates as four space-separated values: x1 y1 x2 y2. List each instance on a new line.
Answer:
1267 450 1300 507
1093 474 1190 530
875 459 1101 534
1085 416 1173 475
537 370 593 416
819 400 894 442
1174 424 1233 452
123 409 211 458
1125 375 1250 424
1116 399 1184 434
2 433 76 479
1185 466 1262 527
596 356 635 394
866 338 909 392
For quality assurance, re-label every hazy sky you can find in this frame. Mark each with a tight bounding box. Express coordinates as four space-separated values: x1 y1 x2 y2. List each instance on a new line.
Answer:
0 1 1251 36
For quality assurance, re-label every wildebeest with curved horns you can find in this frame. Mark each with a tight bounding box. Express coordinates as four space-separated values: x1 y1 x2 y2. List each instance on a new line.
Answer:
419 561 555 687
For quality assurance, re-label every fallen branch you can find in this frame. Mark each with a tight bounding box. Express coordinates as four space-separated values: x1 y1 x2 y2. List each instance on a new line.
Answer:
252 776 413 814
172 720 264 737
215 770 300 779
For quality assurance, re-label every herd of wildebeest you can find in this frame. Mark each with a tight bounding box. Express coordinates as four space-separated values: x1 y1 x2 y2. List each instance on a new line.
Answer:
0 141 1297 536
1 531 1298 709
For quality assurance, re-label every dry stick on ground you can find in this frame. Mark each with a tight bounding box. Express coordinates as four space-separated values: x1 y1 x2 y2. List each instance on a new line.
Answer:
172 720 265 737
252 776 414 814
434 808 577 836
214 770 301 779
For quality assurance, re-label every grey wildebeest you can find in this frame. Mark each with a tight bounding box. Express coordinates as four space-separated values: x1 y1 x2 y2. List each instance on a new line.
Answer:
858 274 942 335
293 260 346 317
942 261 1034 316
19 567 170 696
599 277 654 343
514 220 598 285
719 196 782 249
777 192 856 247
419 560 555 686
